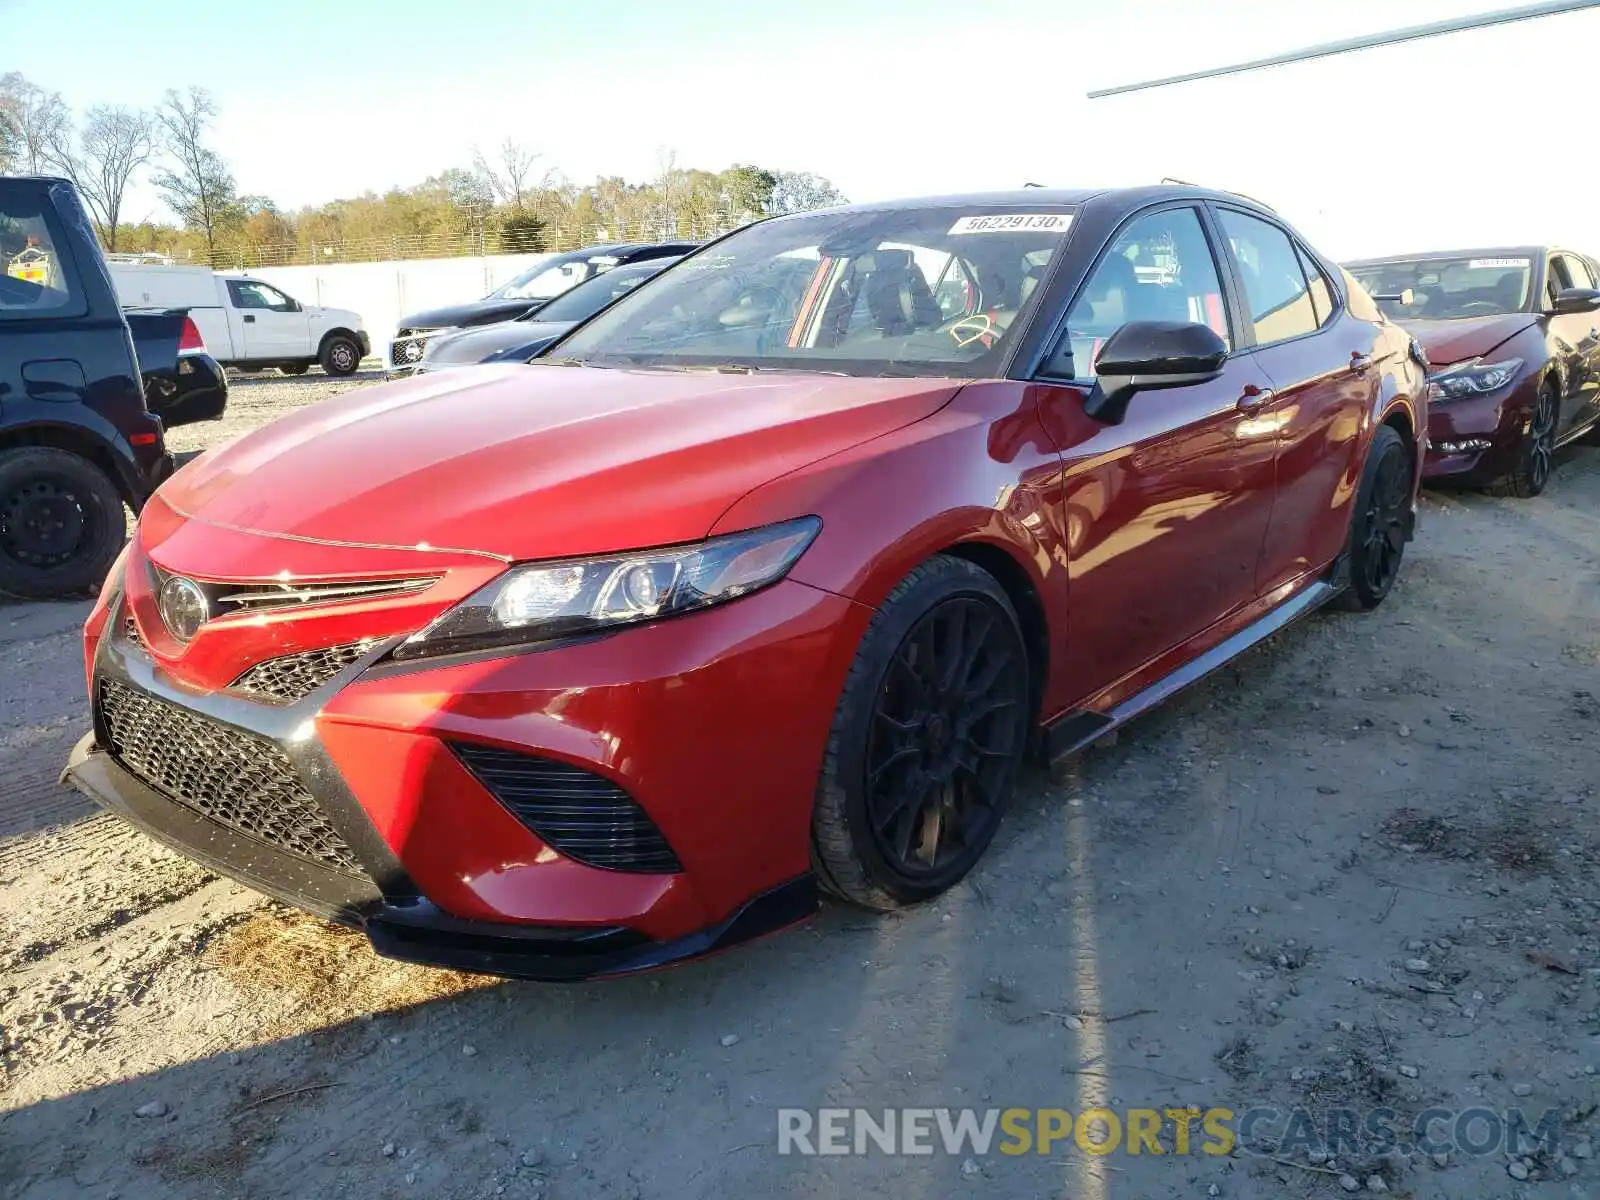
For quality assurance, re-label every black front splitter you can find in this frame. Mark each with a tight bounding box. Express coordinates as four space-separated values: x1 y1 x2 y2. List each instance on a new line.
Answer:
62 736 819 982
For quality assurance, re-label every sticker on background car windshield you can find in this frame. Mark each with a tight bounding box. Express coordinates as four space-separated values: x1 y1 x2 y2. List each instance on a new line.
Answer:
1467 257 1530 269
948 214 1073 235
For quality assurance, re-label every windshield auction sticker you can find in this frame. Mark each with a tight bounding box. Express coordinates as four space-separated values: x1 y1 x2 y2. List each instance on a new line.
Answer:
949 214 1073 235
1467 258 1530 269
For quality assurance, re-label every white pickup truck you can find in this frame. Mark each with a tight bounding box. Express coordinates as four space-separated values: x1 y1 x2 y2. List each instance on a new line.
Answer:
107 265 370 376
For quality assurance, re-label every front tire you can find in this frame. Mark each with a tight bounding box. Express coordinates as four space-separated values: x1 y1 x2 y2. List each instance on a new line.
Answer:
0 447 126 600
319 336 361 377
279 362 310 376
1489 382 1558 498
1337 424 1411 612
811 555 1031 910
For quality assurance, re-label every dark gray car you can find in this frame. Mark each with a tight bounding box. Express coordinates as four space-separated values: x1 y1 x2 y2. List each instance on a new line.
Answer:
418 257 681 372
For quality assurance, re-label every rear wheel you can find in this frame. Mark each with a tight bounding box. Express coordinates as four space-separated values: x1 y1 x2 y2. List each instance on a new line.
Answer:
1490 382 1558 498
1336 424 1411 612
811 556 1031 910
0 447 126 600
319 336 360 377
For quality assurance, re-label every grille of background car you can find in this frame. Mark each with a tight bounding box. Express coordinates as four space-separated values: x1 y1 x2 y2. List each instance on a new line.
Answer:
449 742 682 874
97 680 365 876
229 638 384 705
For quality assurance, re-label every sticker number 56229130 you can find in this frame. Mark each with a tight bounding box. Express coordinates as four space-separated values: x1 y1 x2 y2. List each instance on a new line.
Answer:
948 213 1074 236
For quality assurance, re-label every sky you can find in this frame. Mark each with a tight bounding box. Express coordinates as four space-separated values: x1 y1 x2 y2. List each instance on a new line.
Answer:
5 0 1600 261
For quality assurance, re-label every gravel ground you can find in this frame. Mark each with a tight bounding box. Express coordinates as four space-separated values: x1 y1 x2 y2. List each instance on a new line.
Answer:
2 371 1599 1199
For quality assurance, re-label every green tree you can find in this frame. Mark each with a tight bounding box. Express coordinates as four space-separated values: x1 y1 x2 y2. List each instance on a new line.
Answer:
151 87 239 259
722 164 778 220
769 170 846 215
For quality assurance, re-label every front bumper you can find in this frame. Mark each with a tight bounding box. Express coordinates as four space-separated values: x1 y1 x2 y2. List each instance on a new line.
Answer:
1423 375 1536 484
63 735 815 980
63 574 867 979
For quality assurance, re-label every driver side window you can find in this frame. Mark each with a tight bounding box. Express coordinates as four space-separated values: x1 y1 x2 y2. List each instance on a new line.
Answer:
1056 206 1230 378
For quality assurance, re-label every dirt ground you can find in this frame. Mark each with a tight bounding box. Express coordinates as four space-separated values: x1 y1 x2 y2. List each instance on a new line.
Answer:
2 371 1598 1199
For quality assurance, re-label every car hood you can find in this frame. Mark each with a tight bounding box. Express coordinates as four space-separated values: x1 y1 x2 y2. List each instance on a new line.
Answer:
397 298 540 332
427 319 573 366
159 365 964 561
1399 314 1538 368
310 305 364 329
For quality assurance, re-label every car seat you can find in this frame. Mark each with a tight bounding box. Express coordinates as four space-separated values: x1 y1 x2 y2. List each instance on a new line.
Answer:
865 250 941 336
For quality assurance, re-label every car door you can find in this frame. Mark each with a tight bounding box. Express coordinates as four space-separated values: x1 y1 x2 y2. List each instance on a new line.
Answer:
1211 207 1371 596
226 279 309 360
0 181 96 422
1547 253 1600 434
1030 203 1279 704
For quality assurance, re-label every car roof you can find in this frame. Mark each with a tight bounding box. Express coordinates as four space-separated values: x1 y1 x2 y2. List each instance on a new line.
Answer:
1346 246 1548 266
764 185 1279 221
0 173 72 186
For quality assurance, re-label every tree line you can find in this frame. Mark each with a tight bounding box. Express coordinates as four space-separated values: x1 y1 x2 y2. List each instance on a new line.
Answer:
0 73 847 264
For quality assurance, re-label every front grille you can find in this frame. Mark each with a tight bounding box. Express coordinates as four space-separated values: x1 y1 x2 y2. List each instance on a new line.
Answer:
451 742 681 874
97 679 365 875
391 332 432 365
230 638 382 704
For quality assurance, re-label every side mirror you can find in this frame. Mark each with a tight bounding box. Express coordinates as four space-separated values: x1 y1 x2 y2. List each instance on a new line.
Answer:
1553 287 1600 315
1084 320 1229 424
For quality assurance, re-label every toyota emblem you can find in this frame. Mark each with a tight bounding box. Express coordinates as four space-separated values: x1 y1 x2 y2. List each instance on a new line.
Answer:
157 575 210 642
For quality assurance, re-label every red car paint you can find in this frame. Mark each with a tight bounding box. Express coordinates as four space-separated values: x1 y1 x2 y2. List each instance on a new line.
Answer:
69 187 1427 979
1347 248 1600 489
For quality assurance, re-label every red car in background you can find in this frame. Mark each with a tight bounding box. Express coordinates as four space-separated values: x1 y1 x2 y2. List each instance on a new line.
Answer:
65 187 1427 980
1347 247 1600 496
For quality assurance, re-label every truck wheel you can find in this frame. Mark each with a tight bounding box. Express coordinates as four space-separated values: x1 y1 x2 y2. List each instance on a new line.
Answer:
279 362 310 376
0 447 127 600
320 336 361 377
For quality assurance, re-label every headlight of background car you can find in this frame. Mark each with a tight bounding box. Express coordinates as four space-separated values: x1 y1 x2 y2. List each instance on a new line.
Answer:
392 517 821 661
1427 357 1522 400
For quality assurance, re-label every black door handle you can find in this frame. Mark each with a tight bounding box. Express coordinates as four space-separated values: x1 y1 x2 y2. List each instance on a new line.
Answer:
242 314 256 323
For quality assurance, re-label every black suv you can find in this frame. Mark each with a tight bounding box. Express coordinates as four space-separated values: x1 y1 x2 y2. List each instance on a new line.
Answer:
0 176 174 598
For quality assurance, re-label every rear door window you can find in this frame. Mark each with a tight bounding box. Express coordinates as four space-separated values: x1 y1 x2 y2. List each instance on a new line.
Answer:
1218 209 1319 346
0 190 86 321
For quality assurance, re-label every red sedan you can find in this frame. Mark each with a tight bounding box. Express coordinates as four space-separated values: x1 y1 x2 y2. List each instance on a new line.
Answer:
65 187 1427 979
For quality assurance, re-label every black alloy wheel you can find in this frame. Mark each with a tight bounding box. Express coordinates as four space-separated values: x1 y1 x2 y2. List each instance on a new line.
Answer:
1492 383 1559 499
865 598 1027 877
1337 424 1410 611
811 556 1031 909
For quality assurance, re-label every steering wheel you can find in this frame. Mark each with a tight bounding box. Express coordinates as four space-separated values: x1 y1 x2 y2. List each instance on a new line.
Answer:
1456 300 1502 315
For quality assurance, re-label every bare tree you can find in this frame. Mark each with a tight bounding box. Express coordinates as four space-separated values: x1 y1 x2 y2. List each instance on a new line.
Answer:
0 73 71 174
471 138 546 211
150 87 238 257
44 105 155 250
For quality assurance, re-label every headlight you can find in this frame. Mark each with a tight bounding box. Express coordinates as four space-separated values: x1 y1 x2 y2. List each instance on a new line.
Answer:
1427 357 1522 400
392 517 822 661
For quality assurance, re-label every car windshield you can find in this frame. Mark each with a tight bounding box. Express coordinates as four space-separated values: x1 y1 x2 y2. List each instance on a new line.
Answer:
1348 256 1533 320
526 260 670 323
548 205 1078 377
488 255 614 302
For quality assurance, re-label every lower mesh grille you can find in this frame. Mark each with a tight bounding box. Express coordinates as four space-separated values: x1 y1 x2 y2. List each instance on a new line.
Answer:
97 679 365 875
230 639 381 704
450 742 681 874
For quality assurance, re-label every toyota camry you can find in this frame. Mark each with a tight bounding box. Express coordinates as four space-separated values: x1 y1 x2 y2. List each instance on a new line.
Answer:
65 187 1427 980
